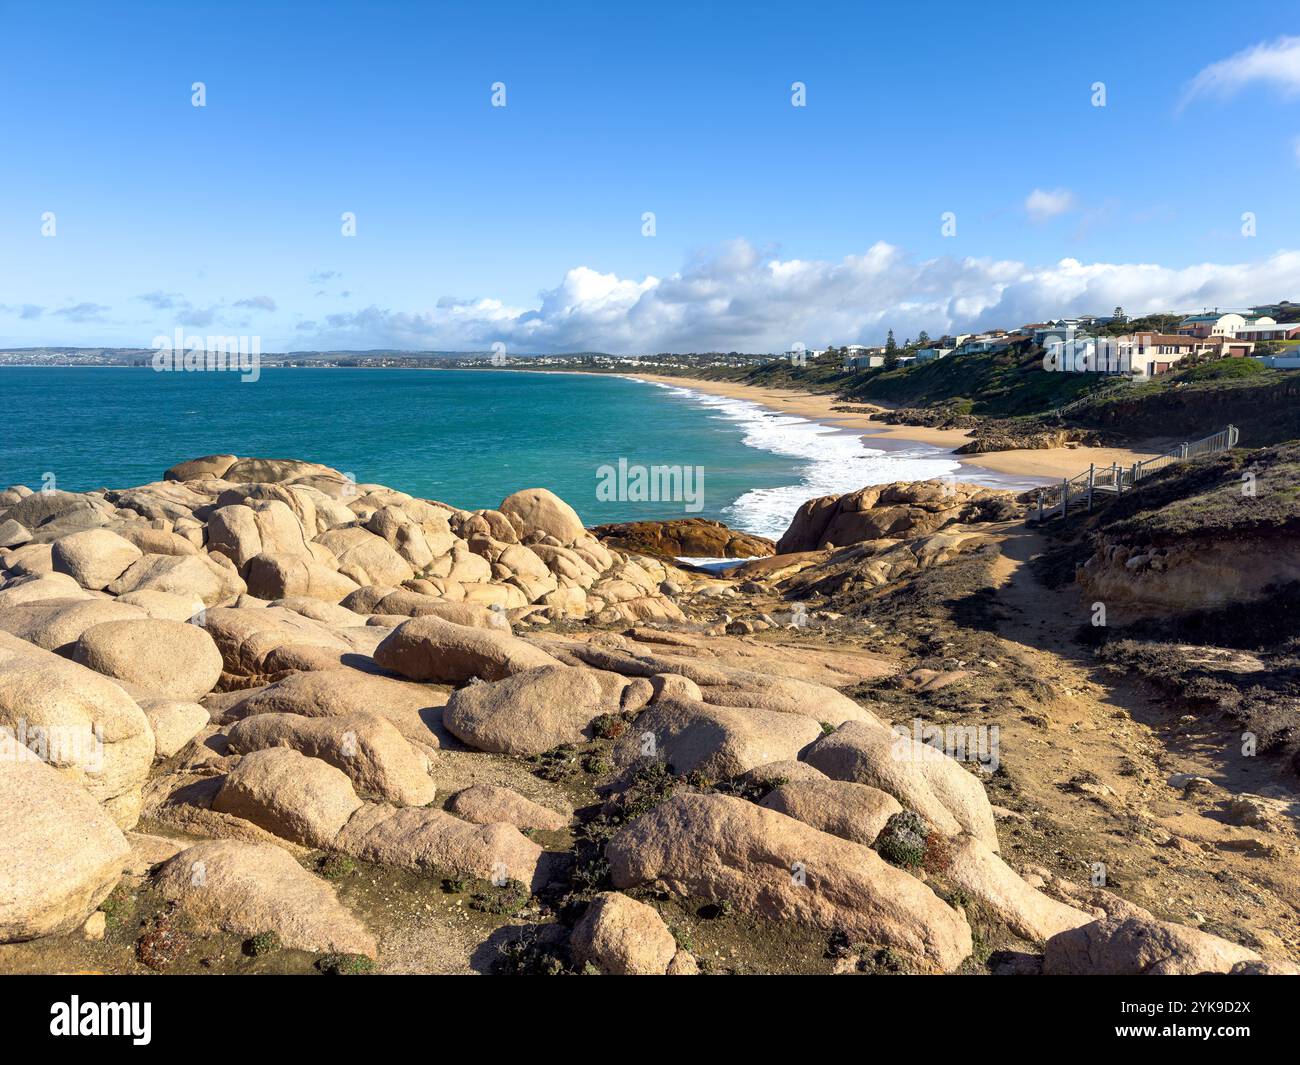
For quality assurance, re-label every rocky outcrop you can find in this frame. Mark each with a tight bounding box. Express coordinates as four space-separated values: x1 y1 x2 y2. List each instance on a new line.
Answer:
954 423 1100 454
0 735 130 942
607 793 972 972
0 631 155 827
803 721 999 851
776 481 1020 553
1081 535 1300 616
1043 915 1259 975
2 456 685 635
375 615 559 684
592 518 775 560
0 454 1068 974
448 784 568 832
153 840 377 956
442 665 612 755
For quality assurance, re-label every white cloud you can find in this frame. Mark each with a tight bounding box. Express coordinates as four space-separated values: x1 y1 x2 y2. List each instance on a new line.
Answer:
1182 36 1300 107
1024 188 1077 223
52 302 110 323
234 295 277 312
300 239 1300 354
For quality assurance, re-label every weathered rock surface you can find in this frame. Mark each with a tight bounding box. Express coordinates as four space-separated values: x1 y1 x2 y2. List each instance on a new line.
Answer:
945 834 1092 943
0 631 154 827
164 454 238 481
334 804 543 888
51 528 143 590
448 784 568 831
570 892 677 975
200 606 360 687
375 615 559 685
211 748 364 847
0 736 131 942
1043 914 1259 975
499 488 585 545
226 711 435 806
0 598 147 653
442 665 611 755
108 552 246 606
73 618 223 702
803 721 998 850
759 778 901 846
153 840 377 956
221 668 448 755
615 697 824 780
592 518 775 561
138 698 210 759
607 793 972 971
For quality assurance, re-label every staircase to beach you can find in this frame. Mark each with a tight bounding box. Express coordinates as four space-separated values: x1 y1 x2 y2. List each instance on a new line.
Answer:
1027 425 1240 525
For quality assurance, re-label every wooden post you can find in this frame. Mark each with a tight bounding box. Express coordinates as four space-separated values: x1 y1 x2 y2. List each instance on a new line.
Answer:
1112 461 1120 494
1036 490 1043 523
1087 463 1095 511
1061 477 1070 519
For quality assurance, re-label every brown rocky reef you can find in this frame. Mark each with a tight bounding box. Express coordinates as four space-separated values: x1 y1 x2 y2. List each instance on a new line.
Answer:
592 517 774 560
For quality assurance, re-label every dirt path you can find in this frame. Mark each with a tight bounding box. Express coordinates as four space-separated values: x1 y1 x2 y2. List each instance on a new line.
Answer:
984 525 1300 960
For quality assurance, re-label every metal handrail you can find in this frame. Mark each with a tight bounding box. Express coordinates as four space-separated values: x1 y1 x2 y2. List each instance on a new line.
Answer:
1050 380 1133 417
1030 424 1238 523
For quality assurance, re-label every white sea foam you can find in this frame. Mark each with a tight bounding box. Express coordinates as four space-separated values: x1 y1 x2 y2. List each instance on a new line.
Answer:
646 382 972 539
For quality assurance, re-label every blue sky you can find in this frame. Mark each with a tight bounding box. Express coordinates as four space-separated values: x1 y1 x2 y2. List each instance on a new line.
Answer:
2 0 1299 352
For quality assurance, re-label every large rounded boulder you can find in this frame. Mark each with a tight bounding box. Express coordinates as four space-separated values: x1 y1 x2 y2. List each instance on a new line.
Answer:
73 618 224 701
498 488 585 545
0 735 130 942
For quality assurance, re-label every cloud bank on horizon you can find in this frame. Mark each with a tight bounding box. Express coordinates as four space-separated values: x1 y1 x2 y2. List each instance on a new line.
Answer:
297 239 1300 354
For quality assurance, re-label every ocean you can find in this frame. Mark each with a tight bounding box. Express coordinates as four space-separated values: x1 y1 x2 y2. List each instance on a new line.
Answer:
0 367 1000 540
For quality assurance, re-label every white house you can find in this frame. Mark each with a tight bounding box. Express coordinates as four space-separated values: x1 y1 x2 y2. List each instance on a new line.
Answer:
957 334 1015 355
1044 331 1201 379
1177 311 1252 338
1230 318 1300 341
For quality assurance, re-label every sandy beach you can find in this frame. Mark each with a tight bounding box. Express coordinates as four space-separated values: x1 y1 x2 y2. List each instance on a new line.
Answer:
621 372 1167 485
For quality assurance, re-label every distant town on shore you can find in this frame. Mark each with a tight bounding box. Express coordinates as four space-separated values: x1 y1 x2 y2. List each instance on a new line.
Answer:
5 300 1297 376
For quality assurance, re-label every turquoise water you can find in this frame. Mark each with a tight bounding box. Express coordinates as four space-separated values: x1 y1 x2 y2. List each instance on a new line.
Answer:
0 367 980 538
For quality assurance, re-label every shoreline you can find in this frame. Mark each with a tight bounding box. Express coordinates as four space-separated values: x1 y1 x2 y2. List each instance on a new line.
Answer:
616 372 1168 485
